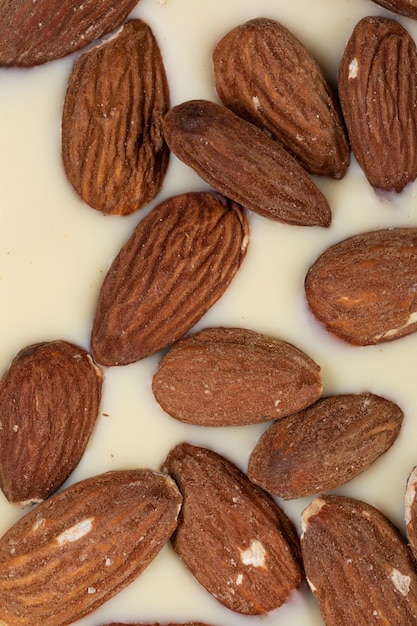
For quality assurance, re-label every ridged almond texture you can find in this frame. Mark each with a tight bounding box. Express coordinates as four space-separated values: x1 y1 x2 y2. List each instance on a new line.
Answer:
248 393 403 499
91 192 249 366
62 19 170 216
304 227 417 345
0 0 139 67
213 18 349 178
301 495 417 625
163 443 304 616
405 465 417 560
338 16 417 192
0 340 103 505
371 0 417 19
163 100 331 227
152 327 322 426
0 469 182 626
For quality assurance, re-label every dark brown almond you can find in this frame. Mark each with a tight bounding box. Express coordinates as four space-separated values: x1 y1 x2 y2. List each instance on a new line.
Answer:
213 17 349 178
301 495 417 625
304 227 417 345
405 465 417 560
152 327 322 426
62 19 170 216
0 340 103 505
163 443 304 616
248 393 403 499
163 99 331 227
0 469 182 626
0 0 139 67
371 0 417 19
338 16 417 192
90 192 249 366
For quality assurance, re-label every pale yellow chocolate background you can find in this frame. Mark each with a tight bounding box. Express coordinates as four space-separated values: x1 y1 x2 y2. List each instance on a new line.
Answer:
1 0 417 624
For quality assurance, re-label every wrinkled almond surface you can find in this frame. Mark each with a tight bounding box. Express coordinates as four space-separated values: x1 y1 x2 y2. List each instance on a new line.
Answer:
0 469 182 626
305 227 417 345
62 19 170 216
152 327 322 426
371 0 417 19
248 393 403 499
213 17 349 178
0 340 102 505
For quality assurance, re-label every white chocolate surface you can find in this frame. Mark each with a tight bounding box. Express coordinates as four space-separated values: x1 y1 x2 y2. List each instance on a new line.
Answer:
1 0 417 624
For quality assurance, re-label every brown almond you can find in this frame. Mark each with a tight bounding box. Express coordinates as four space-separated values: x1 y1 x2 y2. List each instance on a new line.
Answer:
152 327 322 426
0 340 103 505
371 0 417 20
90 192 249 366
301 494 417 625
405 465 417 560
248 393 403 499
62 19 170 216
0 0 139 67
304 227 417 345
163 443 304 616
0 469 182 625
338 16 417 192
163 99 331 227
213 17 349 178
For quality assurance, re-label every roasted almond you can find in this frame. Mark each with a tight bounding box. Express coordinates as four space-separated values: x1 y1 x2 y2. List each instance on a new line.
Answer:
301 494 417 625
405 465 417 560
213 17 349 178
248 393 403 499
0 469 182 625
90 192 249 366
304 227 417 345
338 16 417 192
371 0 417 19
62 19 170 216
0 0 139 67
152 327 322 426
0 340 103 505
163 443 303 615
163 99 331 227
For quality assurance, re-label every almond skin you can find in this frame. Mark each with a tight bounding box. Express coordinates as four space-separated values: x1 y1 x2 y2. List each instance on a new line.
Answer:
0 340 103 505
163 443 304 615
90 192 249 366
0 0 139 67
152 327 322 426
0 469 182 626
338 16 417 192
301 494 417 625
213 17 349 178
62 19 170 216
304 227 417 345
163 99 331 227
371 0 417 19
248 393 403 499
405 465 417 561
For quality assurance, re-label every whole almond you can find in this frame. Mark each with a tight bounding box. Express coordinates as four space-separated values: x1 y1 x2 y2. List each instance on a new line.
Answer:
90 192 249 366
62 19 170 216
163 443 303 615
338 16 417 192
163 99 331 227
301 494 417 625
304 227 417 345
0 469 182 626
371 0 417 19
0 0 139 67
248 393 403 499
213 18 349 178
405 465 417 560
0 340 103 505
152 327 322 426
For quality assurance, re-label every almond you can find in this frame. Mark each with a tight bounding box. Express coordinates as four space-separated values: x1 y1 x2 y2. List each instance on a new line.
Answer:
0 0 139 67
371 0 417 19
62 19 170 216
163 443 304 615
304 227 417 345
152 327 322 426
213 17 349 178
248 393 403 499
0 469 182 626
0 340 103 505
301 494 417 625
163 99 331 227
405 465 417 560
338 16 417 192
90 192 249 366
